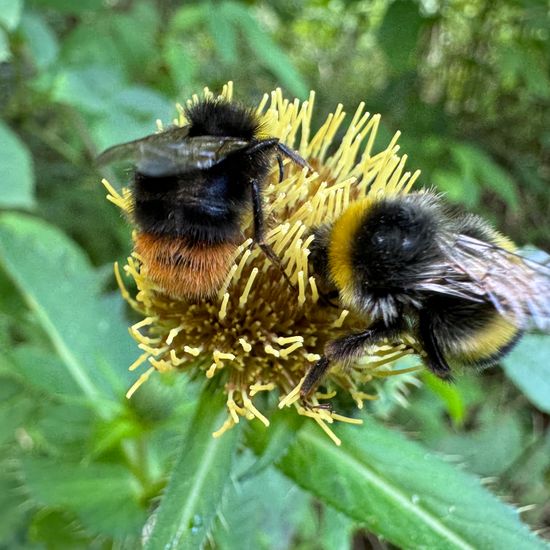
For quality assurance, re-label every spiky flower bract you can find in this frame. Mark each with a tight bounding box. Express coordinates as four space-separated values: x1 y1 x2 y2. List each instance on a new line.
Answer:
104 82 421 445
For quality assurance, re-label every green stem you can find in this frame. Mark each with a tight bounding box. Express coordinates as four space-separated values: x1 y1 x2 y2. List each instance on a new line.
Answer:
144 385 239 550
121 437 154 498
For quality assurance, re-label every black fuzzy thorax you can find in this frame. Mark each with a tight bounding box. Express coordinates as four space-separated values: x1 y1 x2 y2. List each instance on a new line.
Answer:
351 196 443 291
185 99 262 140
132 99 277 244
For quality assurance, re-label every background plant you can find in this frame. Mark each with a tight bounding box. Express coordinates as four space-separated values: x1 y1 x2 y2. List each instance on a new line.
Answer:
1 0 549 548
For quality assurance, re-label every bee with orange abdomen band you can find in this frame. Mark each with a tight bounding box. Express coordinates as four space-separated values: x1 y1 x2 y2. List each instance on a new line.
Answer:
98 98 309 300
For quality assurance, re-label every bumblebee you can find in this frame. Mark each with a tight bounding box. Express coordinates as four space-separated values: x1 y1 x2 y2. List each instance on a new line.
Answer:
302 191 550 398
97 98 308 299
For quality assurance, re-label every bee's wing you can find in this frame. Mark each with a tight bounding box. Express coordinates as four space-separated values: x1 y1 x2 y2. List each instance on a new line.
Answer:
442 235 550 330
96 127 249 176
135 136 250 176
96 126 192 166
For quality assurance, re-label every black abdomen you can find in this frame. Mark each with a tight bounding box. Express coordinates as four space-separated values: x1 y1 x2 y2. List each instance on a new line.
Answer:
426 294 521 368
133 168 247 245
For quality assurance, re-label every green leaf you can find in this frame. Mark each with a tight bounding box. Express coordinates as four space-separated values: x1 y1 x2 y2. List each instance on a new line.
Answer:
33 401 95 458
391 374 485 448
163 35 198 92
499 45 550 99
52 66 173 150
170 4 207 31
432 168 479 207
0 0 23 30
422 371 466 427
112 87 174 123
503 334 550 413
60 3 159 80
435 408 525 477
0 214 135 409
0 256 26 318
0 27 10 62
226 2 308 98
29 509 91 550
240 407 304 480
320 505 356 550
28 0 103 14
0 122 35 209
106 2 160 77
378 0 425 73
125 375 199 478
522 50 550 99
52 66 125 115
260 418 547 549
454 144 519 210
9 345 80 397
23 457 146 537
212 458 311 550
20 12 59 69
503 432 550 525
92 85 174 150
91 415 143 458
206 3 237 65
0 376 35 445
92 99 171 152
60 25 124 71
0 451 28 544
448 145 482 208
144 387 239 550
437 141 519 210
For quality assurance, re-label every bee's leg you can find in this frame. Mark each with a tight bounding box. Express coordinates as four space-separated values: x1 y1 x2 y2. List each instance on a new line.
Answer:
300 322 401 400
277 142 312 171
312 402 333 412
276 154 284 183
300 356 330 401
244 139 311 173
250 179 295 290
244 138 280 155
417 312 454 381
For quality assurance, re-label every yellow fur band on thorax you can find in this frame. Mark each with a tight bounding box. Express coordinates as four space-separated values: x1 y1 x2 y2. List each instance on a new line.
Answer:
328 198 373 304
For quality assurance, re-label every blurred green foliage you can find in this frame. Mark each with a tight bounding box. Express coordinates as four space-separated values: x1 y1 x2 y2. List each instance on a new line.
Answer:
1 0 550 548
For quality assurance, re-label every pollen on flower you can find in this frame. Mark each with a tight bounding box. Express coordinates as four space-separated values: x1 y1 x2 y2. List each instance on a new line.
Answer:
104 82 422 445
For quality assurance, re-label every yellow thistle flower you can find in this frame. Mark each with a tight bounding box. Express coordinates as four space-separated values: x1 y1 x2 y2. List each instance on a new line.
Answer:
103 82 422 446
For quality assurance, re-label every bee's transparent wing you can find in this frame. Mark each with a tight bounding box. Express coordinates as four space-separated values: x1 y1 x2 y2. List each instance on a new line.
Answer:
442 235 550 330
96 126 191 166
96 126 249 176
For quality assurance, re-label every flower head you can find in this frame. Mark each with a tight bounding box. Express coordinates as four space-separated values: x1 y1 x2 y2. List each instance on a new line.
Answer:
104 82 421 445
